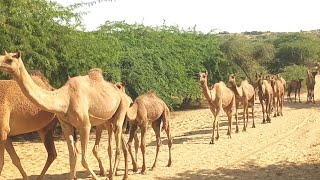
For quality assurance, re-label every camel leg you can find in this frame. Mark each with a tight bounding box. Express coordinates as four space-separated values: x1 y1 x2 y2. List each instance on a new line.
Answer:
127 123 139 173
36 121 58 180
280 94 284 116
226 109 233 139
242 102 247 132
151 119 161 171
214 107 221 143
0 140 4 179
266 98 272 123
140 124 147 174
163 111 172 168
5 139 29 179
251 99 256 128
0 113 10 178
92 124 105 176
273 97 278 117
260 98 266 124
234 102 239 133
134 130 139 163
78 125 99 180
106 123 113 178
60 121 78 180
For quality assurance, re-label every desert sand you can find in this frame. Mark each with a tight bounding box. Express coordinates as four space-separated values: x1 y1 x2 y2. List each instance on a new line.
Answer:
2 77 320 180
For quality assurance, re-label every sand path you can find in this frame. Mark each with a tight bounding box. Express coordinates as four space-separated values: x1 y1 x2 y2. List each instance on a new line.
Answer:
2 77 320 180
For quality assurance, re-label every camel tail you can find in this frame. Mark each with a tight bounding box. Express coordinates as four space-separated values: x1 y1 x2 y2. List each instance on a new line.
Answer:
161 105 170 132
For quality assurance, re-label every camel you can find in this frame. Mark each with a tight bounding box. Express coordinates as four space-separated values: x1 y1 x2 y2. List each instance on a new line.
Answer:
276 74 286 103
287 79 303 103
256 73 273 123
306 69 317 104
92 82 139 176
125 91 172 174
0 51 131 180
199 72 235 144
270 76 284 117
228 74 255 132
0 70 59 180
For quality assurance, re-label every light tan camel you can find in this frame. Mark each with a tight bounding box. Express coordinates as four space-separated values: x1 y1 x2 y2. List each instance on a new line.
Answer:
0 51 131 180
92 82 139 176
0 71 58 180
270 76 284 117
276 74 286 103
306 69 317 104
228 74 255 132
125 91 172 174
199 72 235 144
256 73 273 123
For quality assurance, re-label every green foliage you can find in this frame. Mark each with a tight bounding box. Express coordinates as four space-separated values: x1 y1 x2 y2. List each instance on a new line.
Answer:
2 1 320 109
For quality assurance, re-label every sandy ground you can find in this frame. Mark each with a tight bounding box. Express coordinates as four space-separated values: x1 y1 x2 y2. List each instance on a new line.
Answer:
2 77 320 180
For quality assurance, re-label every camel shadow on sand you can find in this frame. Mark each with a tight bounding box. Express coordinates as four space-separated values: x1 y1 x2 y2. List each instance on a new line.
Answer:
28 170 117 180
160 160 320 180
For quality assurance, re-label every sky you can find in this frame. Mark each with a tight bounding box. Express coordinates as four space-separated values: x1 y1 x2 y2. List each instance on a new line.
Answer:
55 0 320 33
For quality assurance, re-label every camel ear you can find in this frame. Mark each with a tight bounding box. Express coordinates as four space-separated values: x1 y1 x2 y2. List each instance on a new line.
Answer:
14 51 21 59
4 51 8 55
205 71 208 75
121 81 126 87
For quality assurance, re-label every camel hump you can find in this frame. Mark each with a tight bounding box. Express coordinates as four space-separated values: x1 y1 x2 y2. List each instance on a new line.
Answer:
88 68 104 81
146 91 156 97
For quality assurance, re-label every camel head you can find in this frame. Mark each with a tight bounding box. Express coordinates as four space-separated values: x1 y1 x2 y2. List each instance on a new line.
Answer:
199 72 208 84
0 51 23 78
228 74 237 84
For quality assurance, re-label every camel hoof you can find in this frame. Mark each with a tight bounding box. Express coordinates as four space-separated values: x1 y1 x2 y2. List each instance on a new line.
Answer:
141 171 147 175
150 166 156 171
242 129 246 132
133 165 139 173
209 140 214 144
273 114 277 117
167 161 172 167
215 136 219 140
252 125 256 128
235 129 239 133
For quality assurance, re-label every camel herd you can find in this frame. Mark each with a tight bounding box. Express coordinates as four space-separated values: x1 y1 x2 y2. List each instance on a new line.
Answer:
199 67 318 145
0 51 318 180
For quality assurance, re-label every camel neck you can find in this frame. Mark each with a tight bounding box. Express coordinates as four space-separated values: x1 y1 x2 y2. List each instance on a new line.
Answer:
15 62 66 114
230 81 242 97
200 80 215 102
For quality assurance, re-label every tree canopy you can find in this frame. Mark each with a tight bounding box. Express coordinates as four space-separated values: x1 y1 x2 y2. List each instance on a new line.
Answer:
1 1 320 109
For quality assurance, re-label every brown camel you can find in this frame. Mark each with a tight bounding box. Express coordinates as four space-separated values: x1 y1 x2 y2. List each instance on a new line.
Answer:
256 73 273 123
0 71 58 180
306 69 317 104
199 72 235 144
287 79 303 103
0 51 131 180
228 74 255 132
125 91 172 174
270 76 284 117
